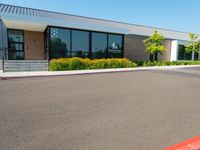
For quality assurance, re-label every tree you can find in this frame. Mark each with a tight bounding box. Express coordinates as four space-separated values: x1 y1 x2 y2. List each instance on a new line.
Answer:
185 33 200 60
143 31 166 62
50 38 68 58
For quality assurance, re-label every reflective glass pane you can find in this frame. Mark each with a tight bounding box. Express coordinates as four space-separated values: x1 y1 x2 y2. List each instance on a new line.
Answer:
108 34 122 51
48 27 124 59
108 34 123 58
178 45 185 60
107 52 122 58
8 43 23 51
50 28 71 59
71 52 89 58
185 51 192 60
178 45 192 60
72 30 89 52
9 52 24 60
8 30 24 60
92 32 107 58
8 30 24 42
194 52 199 60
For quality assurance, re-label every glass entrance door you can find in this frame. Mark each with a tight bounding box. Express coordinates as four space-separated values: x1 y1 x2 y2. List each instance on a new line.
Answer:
8 29 24 60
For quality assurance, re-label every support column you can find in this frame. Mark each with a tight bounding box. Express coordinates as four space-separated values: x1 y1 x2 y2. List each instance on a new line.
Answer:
0 18 8 60
170 40 178 61
170 40 190 61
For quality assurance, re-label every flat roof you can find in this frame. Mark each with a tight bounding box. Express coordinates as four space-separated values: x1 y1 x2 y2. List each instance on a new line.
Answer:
0 3 190 41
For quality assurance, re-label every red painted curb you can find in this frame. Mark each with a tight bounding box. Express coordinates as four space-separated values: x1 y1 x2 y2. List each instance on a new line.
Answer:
165 136 200 150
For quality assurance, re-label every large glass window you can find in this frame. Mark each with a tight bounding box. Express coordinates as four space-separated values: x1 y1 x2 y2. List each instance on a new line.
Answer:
8 29 24 60
108 34 123 58
50 28 71 59
178 45 184 60
92 33 107 58
178 45 198 60
48 27 124 59
194 52 199 60
72 30 89 58
8 30 24 42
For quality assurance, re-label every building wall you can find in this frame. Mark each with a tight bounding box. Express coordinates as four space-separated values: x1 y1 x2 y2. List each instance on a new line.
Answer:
124 34 172 61
24 31 44 60
0 19 8 60
124 34 149 61
158 40 172 61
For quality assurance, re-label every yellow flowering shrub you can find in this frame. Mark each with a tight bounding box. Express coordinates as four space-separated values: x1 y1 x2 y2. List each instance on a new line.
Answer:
50 57 137 71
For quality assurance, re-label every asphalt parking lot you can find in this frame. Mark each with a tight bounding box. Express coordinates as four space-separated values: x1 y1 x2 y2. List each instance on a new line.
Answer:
0 68 200 150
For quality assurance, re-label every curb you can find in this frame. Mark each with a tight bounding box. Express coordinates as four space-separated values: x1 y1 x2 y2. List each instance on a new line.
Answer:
0 69 146 80
0 65 200 80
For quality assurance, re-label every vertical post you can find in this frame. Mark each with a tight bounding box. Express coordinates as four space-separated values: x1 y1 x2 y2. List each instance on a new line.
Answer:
106 34 109 58
155 51 158 61
89 32 92 59
0 17 6 72
122 34 125 58
150 53 153 62
47 27 50 61
1 20 8 60
192 51 195 61
0 17 3 60
2 58 4 73
47 27 51 71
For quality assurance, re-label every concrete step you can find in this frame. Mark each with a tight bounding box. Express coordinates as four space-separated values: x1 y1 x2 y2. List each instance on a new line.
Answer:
5 69 48 72
4 67 48 69
4 60 48 63
4 62 48 65
3 60 49 72
4 68 48 72
4 64 48 67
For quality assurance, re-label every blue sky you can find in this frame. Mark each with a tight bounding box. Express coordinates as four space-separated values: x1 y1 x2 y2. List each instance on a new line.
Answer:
0 0 200 33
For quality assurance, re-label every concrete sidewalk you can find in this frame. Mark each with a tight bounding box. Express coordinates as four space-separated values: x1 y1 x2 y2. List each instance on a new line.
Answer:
1 65 200 79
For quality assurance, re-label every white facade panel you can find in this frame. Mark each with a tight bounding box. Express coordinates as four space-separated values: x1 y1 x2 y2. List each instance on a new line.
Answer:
170 40 188 61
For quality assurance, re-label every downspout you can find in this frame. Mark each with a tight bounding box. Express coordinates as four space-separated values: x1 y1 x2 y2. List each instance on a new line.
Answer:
0 13 4 72
190 42 195 61
192 51 195 61
0 13 5 60
0 14 2 58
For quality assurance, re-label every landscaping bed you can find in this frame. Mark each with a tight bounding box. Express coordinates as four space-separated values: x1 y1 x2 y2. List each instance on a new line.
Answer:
50 58 136 71
49 58 200 71
135 60 200 67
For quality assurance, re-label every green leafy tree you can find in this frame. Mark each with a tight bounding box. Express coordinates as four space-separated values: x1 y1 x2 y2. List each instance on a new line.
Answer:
185 33 200 60
50 38 68 58
143 31 166 62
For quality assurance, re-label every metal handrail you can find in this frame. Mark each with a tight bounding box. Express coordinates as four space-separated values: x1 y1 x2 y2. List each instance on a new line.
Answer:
2 57 4 73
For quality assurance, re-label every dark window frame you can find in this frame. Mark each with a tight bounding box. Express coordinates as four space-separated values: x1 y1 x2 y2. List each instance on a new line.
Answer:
7 29 25 60
91 32 108 59
107 34 123 58
71 29 90 55
178 45 198 61
49 28 71 59
47 25 124 60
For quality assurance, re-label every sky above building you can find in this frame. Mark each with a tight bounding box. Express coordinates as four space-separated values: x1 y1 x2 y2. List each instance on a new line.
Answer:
0 0 200 34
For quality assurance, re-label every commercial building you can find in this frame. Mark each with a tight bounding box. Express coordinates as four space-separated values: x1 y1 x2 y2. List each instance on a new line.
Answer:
0 3 198 71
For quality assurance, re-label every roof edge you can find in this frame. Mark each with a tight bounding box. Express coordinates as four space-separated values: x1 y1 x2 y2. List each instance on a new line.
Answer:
0 3 193 35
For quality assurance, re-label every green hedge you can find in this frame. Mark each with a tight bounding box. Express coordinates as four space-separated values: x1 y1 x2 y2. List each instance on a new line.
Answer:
50 58 137 71
49 58 200 71
135 61 200 67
